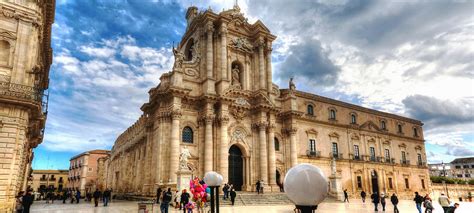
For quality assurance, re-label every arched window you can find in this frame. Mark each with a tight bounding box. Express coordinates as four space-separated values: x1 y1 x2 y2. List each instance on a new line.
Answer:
184 38 194 61
381 120 386 130
182 126 193 143
0 40 10 66
351 114 356 124
274 137 280 151
329 109 336 120
307 105 314 116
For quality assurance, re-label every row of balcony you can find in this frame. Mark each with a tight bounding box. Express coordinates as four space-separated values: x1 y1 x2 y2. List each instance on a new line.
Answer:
305 150 427 167
69 164 83 170
68 175 81 180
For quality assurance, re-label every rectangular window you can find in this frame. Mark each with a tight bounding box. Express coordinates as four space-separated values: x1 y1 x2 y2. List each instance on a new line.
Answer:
463 165 469 168
455 165 461 169
354 145 360 159
357 176 362 189
414 128 418 137
405 178 409 189
332 143 338 157
466 174 471 178
370 147 376 161
457 174 463 177
385 149 390 161
388 178 393 189
421 179 425 189
471 165 474 168
309 139 316 152
418 154 423 165
401 151 406 162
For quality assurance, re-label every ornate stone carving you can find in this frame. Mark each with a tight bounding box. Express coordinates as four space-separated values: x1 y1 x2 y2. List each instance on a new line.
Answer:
328 132 340 138
285 128 298 135
229 37 254 53
184 68 199 78
289 77 296 91
231 129 247 142
179 146 191 170
350 134 360 140
235 97 250 106
230 107 247 121
231 64 241 87
171 110 182 119
206 21 214 33
173 47 185 69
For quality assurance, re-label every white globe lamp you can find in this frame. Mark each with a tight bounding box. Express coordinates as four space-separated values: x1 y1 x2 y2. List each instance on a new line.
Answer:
284 163 328 213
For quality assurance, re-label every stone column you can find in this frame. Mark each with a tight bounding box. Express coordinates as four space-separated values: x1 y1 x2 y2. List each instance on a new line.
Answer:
206 21 214 79
258 37 266 90
289 128 298 167
266 42 273 93
155 116 163 185
219 114 229 182
258 122 268 182
267 123 276 188
204 116 213 173
220 23 228 80
169 110 181 184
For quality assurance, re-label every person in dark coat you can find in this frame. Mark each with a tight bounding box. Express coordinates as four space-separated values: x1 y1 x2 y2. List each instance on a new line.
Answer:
230 188 237 206
256 180 261 194
160 188 172 213
343 189 349 202
380 193 386 211
75 190 81 204
371 192 379 211
391 193 399 213
22 191 34 213
103 189 111 206
180 189 190 213
156 188 162 204
361 190 366 203
62 190 68 204
223 183 230 200
413 192 424 213
93 189 101 207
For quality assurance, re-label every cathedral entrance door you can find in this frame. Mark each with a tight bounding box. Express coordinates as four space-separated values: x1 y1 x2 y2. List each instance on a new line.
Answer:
371 170 379 194
228 145 243 191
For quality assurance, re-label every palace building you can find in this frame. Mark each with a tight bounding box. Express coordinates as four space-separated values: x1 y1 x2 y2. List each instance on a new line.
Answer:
0 0 55 211
106 5 430 199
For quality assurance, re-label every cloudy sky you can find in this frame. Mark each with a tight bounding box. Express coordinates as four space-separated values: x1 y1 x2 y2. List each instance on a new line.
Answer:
33 0 474 169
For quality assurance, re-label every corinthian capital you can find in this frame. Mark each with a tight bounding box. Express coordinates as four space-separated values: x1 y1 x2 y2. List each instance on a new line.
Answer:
267 124 276 132
286 127 298 135
171 110 182 119
253 121 268 130
219 24 228 34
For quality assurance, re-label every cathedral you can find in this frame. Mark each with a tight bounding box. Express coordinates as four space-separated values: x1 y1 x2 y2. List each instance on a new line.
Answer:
105 5 430 199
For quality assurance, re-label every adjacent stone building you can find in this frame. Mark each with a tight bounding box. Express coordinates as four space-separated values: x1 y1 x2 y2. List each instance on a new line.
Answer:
107 5 430 199
0 0 55 211
68 150 110 193
28 169 68 193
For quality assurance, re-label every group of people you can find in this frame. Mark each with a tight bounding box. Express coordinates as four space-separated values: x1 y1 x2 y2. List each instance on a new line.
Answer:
345 190 460 212
414 192 460 213
222 183 237 205
156 188 203 213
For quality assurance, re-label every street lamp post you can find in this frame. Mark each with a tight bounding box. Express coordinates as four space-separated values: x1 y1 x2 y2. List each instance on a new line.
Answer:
204 171 223 213
284 163 329 213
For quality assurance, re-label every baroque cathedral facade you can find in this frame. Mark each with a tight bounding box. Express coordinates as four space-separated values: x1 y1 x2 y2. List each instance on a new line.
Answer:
106 5 430 199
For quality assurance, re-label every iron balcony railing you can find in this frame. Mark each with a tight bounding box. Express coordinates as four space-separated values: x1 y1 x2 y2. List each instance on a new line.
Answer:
306 150 321 158
0 80 44 103
353 155 363 161
330 152 343 159
400 159 410 166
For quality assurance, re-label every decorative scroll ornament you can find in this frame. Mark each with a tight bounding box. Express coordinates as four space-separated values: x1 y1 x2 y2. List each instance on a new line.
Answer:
229 37 254 53
231 129 246 142
230 107 247 121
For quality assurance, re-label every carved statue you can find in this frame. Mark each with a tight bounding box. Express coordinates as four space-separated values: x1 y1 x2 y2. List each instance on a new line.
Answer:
232 64 241 86
173 47 185 69
289 77 296 91
179 146 191 170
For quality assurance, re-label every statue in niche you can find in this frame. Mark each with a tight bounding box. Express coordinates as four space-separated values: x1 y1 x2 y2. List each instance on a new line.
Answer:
232 64 241 87
179 146 191 170
289 77 296 91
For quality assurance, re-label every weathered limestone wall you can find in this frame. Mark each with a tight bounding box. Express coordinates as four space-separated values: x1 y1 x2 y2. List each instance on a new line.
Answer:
431 183 474 201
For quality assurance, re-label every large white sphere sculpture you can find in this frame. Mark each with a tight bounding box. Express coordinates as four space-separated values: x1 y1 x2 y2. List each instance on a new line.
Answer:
203 171 223 187
284 163 329 206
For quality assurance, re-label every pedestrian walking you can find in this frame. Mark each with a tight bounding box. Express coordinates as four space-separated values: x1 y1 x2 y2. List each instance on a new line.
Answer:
180 189 190 213
160 188 172 213
62 190 68 204
360 190 366 203
93 189 101 207
103 189 111 206
15 191 23 213
256 180 261 194
174 190 180 209
22 191 34 213
260 180 265 194
380 192 386 211
413 192 424 213
75 190 81 204
156 188 162 204
424 194 434 213
438 192 450 213
223 183 230 200
343 189 349 202
230 188 237 206
371 192 379 211
447 203 459 213
390 193 399 213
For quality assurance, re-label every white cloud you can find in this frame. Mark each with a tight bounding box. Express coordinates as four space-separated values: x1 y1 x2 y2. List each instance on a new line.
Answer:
79 46 116 58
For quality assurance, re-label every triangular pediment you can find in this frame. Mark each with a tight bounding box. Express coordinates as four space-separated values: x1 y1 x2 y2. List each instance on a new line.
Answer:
359 120 381 131
251 20 270 33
